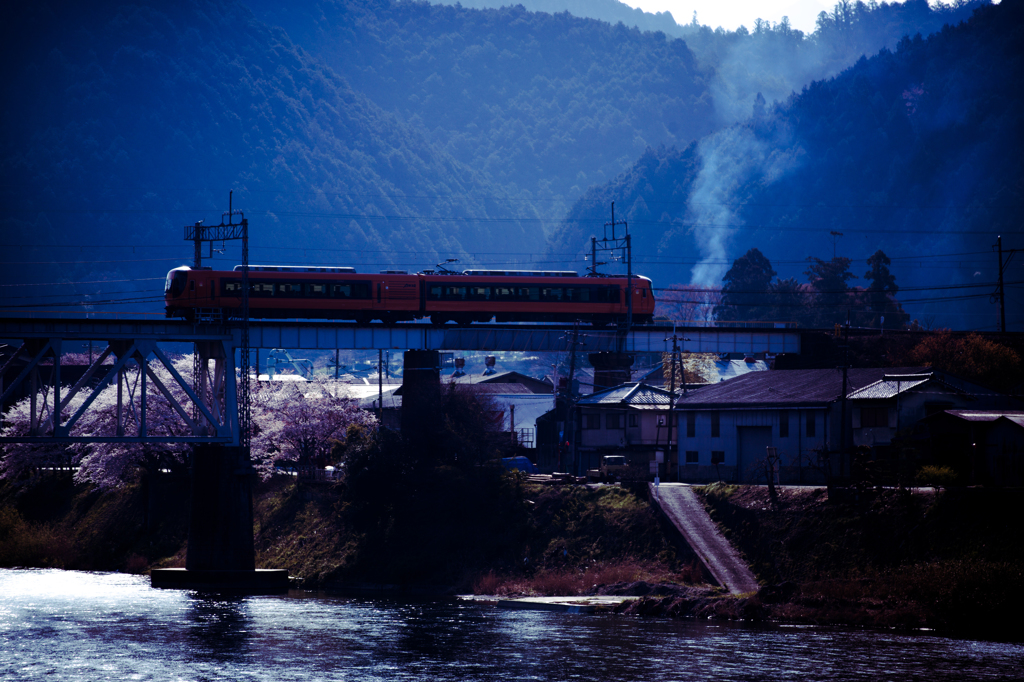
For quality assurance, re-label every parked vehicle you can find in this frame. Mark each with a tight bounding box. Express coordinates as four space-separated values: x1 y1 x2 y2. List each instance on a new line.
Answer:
587 455 630 483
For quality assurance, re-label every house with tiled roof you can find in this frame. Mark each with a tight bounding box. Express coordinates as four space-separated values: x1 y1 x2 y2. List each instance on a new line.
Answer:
674 366 1020 485
673 367 929 484
846 372 1011 453
574 382 677 478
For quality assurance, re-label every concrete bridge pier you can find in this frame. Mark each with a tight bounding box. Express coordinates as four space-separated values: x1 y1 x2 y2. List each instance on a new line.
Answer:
151 445 288 593
401 349 441 445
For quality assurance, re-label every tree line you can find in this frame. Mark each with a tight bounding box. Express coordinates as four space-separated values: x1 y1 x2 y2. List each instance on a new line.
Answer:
659 247 909 329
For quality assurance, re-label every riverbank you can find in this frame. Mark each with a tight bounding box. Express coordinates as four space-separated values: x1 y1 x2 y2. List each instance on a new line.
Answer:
3 473 1022 637
644 483 1024 638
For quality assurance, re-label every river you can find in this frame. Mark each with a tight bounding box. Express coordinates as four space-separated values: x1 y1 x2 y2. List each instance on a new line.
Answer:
1 569 1020 681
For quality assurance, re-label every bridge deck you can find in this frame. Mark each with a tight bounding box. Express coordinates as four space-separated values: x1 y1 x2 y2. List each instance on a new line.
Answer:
0 318 800 353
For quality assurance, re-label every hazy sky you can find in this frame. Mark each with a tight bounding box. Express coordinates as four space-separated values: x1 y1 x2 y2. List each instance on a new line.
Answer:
622 0 892 34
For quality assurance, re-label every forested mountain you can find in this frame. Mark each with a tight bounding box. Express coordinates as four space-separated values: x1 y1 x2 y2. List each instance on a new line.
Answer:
243 0 712 220
0 1 538 310
1 0 1013 329
432 0 682 36
552 0 1024 331
420 0 984 126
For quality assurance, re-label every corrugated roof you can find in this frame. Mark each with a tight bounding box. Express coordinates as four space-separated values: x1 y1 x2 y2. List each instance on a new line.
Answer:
674 367 928 407
578 382 673 408
453 383 532 395
944 410 1024 426
845 375 933 400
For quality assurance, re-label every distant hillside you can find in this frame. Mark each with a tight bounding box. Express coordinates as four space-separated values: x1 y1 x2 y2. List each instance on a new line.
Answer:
244 0 712 221
431 0 684 36
422 0 984 126
0 1 538 311
550 1 1024 331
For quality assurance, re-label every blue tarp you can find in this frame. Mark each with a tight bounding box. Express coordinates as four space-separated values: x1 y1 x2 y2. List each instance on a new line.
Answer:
500 456 538 474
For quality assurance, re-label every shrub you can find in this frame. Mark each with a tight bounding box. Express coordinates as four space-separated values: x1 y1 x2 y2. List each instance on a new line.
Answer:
915 465 958 488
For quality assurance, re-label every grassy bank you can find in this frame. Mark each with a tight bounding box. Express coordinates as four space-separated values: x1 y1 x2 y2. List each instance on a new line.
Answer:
252 476 703 593
0 472 189 573
5 470 1021 638
695 483 1024 636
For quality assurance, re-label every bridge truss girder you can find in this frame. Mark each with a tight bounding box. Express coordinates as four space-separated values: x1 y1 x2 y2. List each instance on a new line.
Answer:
0 335 238 445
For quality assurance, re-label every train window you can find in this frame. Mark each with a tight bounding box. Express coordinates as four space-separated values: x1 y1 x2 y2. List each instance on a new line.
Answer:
445 286 467 300
307 283 326 297
595 285 619 303
330 282 370 299
519 287 540 301
541 287 563 302
251 282 274 297
221 279 242 295
428 286 442 300
494 287 515 301
189 280 195 292
168 271 188 296
469 286 490 301
566 287 590 303
276 282 303 297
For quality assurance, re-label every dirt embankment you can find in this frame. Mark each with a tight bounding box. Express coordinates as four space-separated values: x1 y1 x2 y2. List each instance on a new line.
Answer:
626 483 1024 637
5 473 1022 637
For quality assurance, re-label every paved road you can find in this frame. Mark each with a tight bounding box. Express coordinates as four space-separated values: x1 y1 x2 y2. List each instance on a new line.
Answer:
651 483 760 595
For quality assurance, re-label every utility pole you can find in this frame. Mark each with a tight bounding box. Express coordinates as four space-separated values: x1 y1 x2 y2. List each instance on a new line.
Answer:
588 202 633 330
829 231 843 260
665 331 689 481
839 312 850 480
563 322 581 475
667 334 677 481
184 191 250 449
991 236 1020 333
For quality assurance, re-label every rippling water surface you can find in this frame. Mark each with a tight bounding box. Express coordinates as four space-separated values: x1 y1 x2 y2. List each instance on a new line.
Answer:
1 569 1021 681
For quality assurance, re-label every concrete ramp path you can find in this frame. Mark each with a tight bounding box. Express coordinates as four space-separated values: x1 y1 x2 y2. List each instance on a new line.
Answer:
651 483 760 595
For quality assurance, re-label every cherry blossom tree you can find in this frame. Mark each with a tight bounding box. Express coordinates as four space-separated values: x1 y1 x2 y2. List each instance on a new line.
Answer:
2 355 378 486
250 376 377 479
1 354 196 488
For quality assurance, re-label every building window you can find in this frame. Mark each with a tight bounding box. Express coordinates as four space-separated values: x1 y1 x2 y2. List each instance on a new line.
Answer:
711 451 725 464
711 411 720 438
685 450 699 463
606 413 623 430
583 413 600 430
628 414 639 427
861 406 888 428
779 410 789 438
806 412 816 437
686 412 695 438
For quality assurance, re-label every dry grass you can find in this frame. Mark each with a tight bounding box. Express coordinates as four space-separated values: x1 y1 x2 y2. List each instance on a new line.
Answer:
471 559 704 597
0 507 75 568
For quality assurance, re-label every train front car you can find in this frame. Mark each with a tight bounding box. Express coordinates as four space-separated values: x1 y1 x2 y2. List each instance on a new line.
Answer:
164 266 190 318
423 270 655 326
164 266 218 319
630 275 656 324
167 265 421 323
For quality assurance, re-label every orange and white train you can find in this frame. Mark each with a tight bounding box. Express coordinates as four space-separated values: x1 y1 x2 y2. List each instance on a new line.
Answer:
164 265 655 325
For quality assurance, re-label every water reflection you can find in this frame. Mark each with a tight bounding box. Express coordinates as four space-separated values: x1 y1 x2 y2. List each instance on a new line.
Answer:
185 595 253 663
1 569 1022 682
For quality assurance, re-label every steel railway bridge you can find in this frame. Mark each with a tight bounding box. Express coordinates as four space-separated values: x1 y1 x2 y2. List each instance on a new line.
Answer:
0 316 799 591
0 317 799 446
